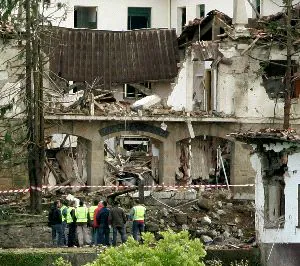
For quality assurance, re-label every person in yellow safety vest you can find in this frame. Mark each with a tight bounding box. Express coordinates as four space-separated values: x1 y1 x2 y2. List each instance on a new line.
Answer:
88 200 99 245
75 200 91 247
129 200 146 241
66 201 77 247
67 201 77 246
60 200 68 246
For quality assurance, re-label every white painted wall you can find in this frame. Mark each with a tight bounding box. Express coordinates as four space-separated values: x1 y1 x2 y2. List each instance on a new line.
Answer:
167 61 187 111
216 41 300 121
49 0 168 30
251 142 300 243
47 0 286 32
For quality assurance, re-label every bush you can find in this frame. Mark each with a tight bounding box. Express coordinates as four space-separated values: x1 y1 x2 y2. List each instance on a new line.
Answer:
53 257 72 266
86 230 206 266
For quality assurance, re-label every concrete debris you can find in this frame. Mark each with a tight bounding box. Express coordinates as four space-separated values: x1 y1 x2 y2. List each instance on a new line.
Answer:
0 187 255 250
175 213 188 225
44 148 86 193
230 128 300 143
104 151 155 188
197 198 211 211
201 235 213 244
200 216 212 225
182 224 189 230
0 21 15 35
131 95 161 111
45 82 234 118
144 189 255 248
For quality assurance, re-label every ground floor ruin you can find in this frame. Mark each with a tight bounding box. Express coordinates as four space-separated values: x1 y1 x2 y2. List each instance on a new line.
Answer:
43 117 273 199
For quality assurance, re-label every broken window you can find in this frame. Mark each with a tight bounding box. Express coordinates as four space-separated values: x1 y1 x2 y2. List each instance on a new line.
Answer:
121 137 150 152
74 6 97 29
262 150 287 228
197 4 205 18
255 0 261 17
123 83 149 99
261 60 300 99
128 7 151 30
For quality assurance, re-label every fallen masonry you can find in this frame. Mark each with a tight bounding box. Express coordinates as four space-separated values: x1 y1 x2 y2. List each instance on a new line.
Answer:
0 188 255 250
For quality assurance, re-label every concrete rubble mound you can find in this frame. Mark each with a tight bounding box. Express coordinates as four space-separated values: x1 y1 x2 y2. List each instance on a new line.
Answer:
0 188 255 249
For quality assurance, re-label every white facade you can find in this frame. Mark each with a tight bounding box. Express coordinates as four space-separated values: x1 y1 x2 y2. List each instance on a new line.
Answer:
48 0 284 32
215 41 300 122
251 142 300 243
49 0 168 30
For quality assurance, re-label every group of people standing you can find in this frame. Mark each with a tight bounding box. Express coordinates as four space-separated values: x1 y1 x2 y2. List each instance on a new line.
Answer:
48 198 146 247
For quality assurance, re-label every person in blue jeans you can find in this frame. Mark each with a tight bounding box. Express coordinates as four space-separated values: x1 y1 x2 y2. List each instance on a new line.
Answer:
96 201 110 246
129 200 146 242
48 200 63 247
109 201 127 246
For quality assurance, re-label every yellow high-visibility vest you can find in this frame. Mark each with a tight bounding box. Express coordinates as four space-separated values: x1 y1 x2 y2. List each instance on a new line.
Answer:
60 205 67 222
75 206 88 223
66 207 75 224
88 205 97 220
133 205 146 221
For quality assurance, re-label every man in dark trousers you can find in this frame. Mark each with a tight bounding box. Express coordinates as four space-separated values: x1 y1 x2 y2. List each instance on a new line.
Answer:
66 200 77 247
109 201 127 246
130 199 146 242
48 200 63 247
96 201 110 246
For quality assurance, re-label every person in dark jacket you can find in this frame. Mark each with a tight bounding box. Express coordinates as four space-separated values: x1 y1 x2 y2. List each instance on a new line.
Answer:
109 201 127 246
48 200 63 247
96 201 110 246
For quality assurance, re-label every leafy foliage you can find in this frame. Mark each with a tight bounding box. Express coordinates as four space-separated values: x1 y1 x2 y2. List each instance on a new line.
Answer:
230 260 249 266
52 257 72 266
0 0 20 20
86 230 206 266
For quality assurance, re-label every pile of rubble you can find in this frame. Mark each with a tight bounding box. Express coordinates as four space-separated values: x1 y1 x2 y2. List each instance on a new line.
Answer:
0 187 255 250
45 80 233 118
104 146 155 188
0 21 15 35
230 128 300 143
142 189 255 249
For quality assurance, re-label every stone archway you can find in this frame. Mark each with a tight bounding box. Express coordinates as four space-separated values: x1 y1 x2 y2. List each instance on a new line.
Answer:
100 123 167 185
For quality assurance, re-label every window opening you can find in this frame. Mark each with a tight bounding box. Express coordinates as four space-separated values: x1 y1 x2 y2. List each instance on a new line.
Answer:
74 6 97 29
128 7 151 30
197 4 205 18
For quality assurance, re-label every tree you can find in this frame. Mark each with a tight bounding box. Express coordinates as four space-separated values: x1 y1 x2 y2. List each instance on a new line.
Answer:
248 0 298 129
1 0 66 212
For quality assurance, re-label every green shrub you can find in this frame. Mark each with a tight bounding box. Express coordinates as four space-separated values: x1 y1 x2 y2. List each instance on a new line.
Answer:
205 260 223 266
230 260 249 266
53 257 72 266
86 230 206 266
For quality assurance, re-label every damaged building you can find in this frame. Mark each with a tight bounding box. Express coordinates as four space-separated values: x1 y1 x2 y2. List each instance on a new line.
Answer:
3 0 300 198
40 24 255 197
231 129 300 266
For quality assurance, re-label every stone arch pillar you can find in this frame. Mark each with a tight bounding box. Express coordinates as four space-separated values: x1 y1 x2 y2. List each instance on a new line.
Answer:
159 136 177 186
86 138 105 186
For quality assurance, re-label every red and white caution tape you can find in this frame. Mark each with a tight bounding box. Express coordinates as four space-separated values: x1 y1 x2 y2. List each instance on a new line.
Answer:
0 184 255 194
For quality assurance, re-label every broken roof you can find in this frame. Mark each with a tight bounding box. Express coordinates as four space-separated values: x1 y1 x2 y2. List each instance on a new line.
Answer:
230 128 300 144
43 27 179 86
178 10 232 47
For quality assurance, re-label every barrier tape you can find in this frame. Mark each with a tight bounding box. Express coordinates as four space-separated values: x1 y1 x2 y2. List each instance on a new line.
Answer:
0 184 255 194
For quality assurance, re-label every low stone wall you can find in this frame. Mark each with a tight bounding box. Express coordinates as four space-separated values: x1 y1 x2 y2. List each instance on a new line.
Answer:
0 248 261 266
0 222 52 248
